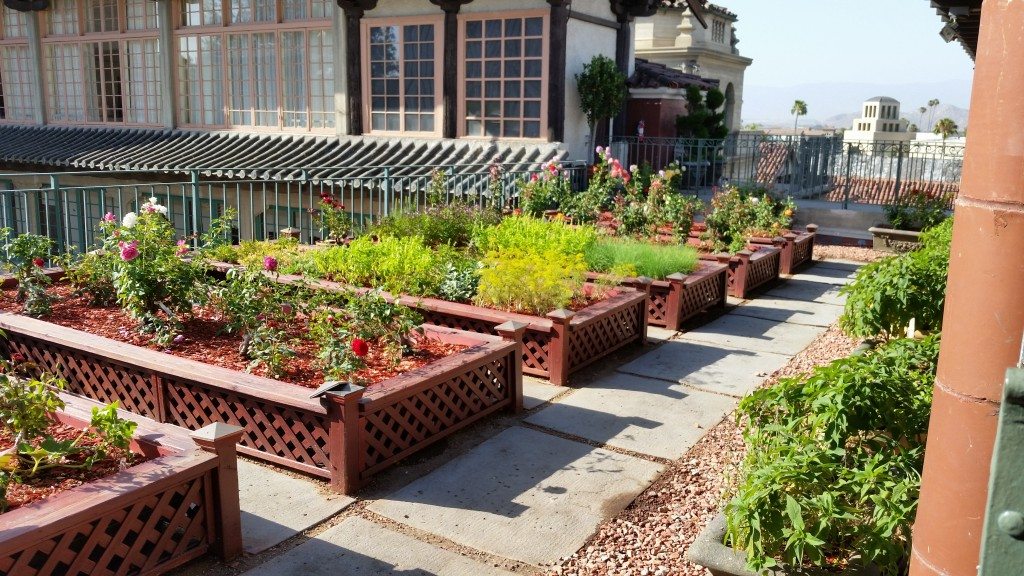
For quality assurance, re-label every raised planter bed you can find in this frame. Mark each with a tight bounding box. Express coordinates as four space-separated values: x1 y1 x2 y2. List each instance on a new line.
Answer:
208 262 649 386
697 246 782 300
587 260 728 331
868 226 923 253
1 393 244 576
748 224 818 275
0 313 522 494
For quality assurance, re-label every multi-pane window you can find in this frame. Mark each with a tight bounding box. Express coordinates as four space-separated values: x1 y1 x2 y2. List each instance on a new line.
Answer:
1 6 28 39
180 0 223 27
712 20 726 44
461 14 545 138
177 34 226 125
283 0 331 21
1 6 35 123
43 0 162 125
364 20 440 134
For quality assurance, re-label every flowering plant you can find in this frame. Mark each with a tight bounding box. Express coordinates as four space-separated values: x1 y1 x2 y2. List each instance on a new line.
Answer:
212 264 296 377
316 190 352 241
702 185 797 253
517 160 573 216
1 231 55 317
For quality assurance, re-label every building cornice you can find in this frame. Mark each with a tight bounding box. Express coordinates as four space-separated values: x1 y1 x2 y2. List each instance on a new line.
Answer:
636 46 753 67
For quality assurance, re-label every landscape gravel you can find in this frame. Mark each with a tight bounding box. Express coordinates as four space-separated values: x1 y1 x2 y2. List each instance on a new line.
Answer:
813 245 887 263
545 324 861 576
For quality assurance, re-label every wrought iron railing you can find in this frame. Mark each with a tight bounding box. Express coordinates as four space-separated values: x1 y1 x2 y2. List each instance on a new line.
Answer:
0 161 588 253
611 133 964 208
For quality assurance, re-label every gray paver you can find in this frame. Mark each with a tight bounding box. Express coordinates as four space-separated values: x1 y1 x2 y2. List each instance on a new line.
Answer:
789 266 858 285
241 517 516 576
523 376 567 410
814 259 867 272
647 325 679 343
680 314 825 356
763 278 846 306
617 338 790 397
731 297 843 327
238 460 354 554
368 426 663 566
526 372 736 459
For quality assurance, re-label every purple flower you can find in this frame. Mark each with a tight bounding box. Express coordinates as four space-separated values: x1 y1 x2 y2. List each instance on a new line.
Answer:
176 239 189 256
102 212 117 223
119 240 139 262
263 256 278 272
173 334 185 345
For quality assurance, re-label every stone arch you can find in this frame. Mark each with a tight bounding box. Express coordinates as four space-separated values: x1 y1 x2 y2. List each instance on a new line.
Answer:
724 82 736 132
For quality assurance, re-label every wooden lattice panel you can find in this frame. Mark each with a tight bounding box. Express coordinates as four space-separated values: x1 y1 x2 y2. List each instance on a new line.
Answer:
0 475 211 576
360 356 512 473
747 251 781 292
647 286 670 325
5 335 160 419
568 304 643 369
419 308 551 375
792 236 814 270
418 310 497 336
680 272 726 323
163 379 331 471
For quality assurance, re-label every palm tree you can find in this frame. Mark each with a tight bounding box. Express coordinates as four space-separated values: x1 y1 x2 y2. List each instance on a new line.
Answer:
934 117 959 154
927 98 940 130
917 106 927 132
791 100 808 135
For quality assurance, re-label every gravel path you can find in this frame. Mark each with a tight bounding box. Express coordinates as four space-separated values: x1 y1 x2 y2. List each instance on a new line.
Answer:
814 245 887 263
545 324 861 576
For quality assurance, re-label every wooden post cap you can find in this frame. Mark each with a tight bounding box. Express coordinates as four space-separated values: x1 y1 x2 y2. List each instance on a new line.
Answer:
546 308 575 322
191 423 245 450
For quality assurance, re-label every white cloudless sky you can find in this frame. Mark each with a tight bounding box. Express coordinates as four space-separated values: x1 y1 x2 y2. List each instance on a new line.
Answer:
722 0 976 87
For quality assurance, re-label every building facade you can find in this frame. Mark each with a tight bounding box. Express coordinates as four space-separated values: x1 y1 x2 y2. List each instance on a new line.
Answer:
843 96 913 144
633 1 750 132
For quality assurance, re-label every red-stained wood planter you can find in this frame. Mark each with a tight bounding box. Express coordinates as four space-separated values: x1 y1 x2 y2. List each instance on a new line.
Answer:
748 224 819 275
0 393 244 576
0 313 523 495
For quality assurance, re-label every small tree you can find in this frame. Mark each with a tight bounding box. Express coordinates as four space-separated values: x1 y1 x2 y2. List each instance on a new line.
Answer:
576 55 627 157
676 86 728 139
791 100 808 134
933 117 958 140
927 98 940 130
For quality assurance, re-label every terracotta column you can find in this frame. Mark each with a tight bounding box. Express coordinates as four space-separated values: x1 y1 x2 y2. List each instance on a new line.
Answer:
911 2 1024 575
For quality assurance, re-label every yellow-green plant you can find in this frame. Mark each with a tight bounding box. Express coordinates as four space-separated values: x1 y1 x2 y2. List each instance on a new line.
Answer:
475 249 586 314
471 216 596 257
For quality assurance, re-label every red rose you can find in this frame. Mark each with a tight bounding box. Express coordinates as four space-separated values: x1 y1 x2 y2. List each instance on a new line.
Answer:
32 257 44 268
10 353 25 364
351 338 369 358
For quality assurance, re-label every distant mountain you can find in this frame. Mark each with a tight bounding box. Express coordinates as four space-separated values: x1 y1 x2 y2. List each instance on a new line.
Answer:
740 80 972 129
820 103 969 132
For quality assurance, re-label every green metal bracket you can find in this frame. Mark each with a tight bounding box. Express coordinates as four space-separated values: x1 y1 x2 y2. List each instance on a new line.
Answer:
980 366 1024 575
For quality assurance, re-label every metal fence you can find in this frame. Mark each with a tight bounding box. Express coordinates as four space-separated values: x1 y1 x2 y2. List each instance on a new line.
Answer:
0 161 588 253
612 133 965 207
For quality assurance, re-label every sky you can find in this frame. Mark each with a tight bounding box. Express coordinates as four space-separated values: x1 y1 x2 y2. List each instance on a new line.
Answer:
720 0 977 124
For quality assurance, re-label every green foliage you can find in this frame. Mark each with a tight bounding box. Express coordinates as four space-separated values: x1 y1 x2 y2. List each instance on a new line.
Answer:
231 238 304 269
883 190 951 231
0 361 137 512
308 236 460 297
726 335 940 575
791 99 808 132
933 117 958 140
199 207 238 254
475 249 587 314
517 161 575 217
676 86 729 139
840 218 952 337
64 250 117 307
316 190 353 240
585 238 698 280
308 290 422 381
702 186 796 253
611 167 703 239
212 267 296 378
575 55 627 134
374 203 501 248
1 231 55 317
472 216 597 257
438 260 481 303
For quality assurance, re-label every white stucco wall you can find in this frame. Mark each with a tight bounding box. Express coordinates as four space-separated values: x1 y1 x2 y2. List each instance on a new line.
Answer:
564 17 618 160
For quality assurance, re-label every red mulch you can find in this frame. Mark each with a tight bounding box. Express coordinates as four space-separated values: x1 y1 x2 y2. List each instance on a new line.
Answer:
0 422 145 513
0 283 463 390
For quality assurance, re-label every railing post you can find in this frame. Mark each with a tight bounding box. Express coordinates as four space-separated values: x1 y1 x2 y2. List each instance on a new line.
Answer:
190 170 201 247
894 143 905 204
382 167 390 218
843 144 854 209
664 272 687 332
495 321 528 413
322 384 365 494
546 309 575 386
190 423 245 562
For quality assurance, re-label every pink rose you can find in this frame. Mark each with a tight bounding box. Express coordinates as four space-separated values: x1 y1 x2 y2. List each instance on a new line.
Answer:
102 212 117 223
176 239 189 256
263 256 278 272
119 240 139 262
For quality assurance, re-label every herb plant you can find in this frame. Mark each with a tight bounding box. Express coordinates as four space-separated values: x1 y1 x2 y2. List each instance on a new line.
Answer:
472 216 597 257
1 231 55 317
475 249 587 314
585 238 699 280
309 236 457 297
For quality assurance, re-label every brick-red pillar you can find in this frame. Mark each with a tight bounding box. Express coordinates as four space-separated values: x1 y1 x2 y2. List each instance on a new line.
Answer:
911 2 1024 574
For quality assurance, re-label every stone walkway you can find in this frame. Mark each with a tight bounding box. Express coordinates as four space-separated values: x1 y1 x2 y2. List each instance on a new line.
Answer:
179 260 860 576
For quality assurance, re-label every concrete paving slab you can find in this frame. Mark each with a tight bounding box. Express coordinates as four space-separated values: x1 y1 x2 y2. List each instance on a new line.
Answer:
523 376 567 410
763 278 846 306
681 314 825 356
368 426 663 566
789 266 858 285
241 517 516 576
617 339 790 397
238 460 354 554
526 373 736 459
647 325 678 344
731 297 843 327
813 259 866 272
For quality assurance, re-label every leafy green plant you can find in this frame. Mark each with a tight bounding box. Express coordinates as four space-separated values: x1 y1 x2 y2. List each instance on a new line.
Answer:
309 236 456 297
585 238 698 280
316 190 352 241
702 185 796 253
472 216 596 257
726 335 940 575
475 249 587 314
64 249 117 307
676 86 729 139
609 168 703 239
2 231 55 317
374 203 501 248
438 260 481 303
517 160 574 216
883 190 951 231
232 237 305 270
212 266 296 378
840 218 952 337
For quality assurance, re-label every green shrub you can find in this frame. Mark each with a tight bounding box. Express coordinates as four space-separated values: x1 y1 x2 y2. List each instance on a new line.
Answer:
374 203 501 248
726 335 940 575
234 238 305 270
840 217 952 337
883 190 951 231
309 236 454 296
475 249 587 314
438 260 481 303
472 216 596 257
517 161 574 216
2 231 55 317
585 238 698 279
703 185 796 253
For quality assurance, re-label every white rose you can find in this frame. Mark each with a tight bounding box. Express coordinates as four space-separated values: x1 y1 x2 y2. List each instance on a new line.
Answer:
149 197 159 205
122 212 138 228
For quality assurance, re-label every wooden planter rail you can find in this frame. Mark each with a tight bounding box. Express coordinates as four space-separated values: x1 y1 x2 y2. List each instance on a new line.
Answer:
748 224 818 275
0 314 522 494
209 264 650 386
698 246 782 299
0 393 244 576
587 260 729 331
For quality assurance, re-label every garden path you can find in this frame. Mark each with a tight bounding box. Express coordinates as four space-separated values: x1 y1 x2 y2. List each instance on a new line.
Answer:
177 259 861 576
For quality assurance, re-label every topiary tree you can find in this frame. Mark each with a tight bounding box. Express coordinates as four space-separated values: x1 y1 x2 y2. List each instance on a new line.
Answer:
675 86 728 139
576 55 627 156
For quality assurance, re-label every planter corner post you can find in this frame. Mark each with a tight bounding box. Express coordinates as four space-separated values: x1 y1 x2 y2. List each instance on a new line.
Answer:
321 384 366 495
665 272 688 332
634 276 654 342
190 422 245 562
546 309 575 386
495 320 528 414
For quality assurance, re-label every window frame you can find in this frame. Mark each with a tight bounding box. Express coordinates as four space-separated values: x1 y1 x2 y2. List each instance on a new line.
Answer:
456 9 549 141
360 15 444 137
